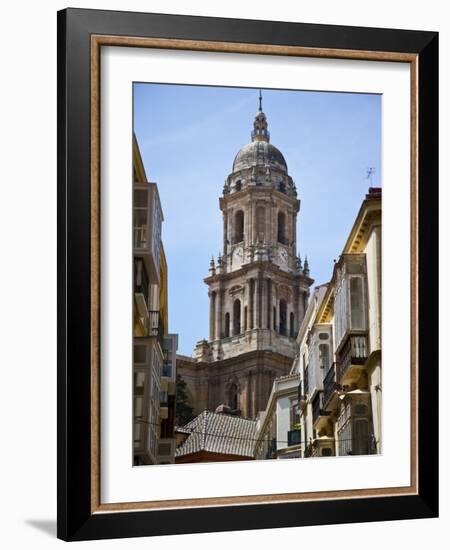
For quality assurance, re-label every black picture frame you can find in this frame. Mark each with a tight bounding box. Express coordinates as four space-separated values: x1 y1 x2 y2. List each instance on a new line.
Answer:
57 8 438 541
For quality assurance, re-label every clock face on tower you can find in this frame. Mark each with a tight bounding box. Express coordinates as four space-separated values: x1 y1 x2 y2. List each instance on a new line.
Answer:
276 247 289 269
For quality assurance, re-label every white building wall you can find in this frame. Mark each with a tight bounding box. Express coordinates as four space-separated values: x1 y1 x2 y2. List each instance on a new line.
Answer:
369 362 382 453
276 396 291 450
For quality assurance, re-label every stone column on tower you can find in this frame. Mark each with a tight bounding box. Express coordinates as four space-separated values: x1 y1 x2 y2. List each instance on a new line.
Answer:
215 288 222 340
209 291 215 341
255 276 261 329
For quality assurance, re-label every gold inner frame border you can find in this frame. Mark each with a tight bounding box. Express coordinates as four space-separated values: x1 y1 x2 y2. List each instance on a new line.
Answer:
90 35 419 514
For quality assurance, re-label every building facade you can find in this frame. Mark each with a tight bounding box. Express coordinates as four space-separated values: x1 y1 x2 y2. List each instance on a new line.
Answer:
177 99 313 419
254 373 302 460
293 188 382 458
157 332 178 464
133 135 179 465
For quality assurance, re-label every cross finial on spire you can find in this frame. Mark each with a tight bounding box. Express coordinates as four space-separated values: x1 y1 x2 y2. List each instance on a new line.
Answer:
366 167 376 185
252 90 269 142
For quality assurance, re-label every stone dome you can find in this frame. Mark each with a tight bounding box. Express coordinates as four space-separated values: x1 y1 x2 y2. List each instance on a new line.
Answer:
232 140 288 174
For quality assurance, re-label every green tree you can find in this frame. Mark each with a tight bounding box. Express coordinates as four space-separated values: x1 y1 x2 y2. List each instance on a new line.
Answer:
175 374 194 426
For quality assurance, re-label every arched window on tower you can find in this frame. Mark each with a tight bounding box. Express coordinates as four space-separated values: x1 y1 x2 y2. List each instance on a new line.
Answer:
289 311 295 338
235 180 242 192
234 210 244 243
224 312 230 338
278 181 286 193
249 279 255 329
233 299 241 335
279 299 287 336
278 211 286 244
228 383 238 411
256 206 265 242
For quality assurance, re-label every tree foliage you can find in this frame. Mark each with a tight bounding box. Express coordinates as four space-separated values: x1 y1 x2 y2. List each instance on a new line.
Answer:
175 374 194 426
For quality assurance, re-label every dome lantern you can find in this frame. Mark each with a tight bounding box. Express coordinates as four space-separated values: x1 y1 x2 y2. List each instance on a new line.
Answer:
251 89 270 143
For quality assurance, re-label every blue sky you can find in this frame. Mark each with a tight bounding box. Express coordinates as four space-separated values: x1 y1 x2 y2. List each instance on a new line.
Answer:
134 84 381 355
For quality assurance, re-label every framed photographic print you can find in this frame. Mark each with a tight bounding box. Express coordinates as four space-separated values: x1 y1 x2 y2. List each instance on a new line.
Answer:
57 8 439 541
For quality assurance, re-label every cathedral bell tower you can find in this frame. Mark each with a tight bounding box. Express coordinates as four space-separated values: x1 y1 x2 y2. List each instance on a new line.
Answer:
177 92 313 420
205 93 312 359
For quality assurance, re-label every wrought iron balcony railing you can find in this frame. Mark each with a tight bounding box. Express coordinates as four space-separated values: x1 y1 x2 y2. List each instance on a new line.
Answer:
322 363 338 408
336 333 368 382
287 429 301 447
312 392 331 425
338 435 377 456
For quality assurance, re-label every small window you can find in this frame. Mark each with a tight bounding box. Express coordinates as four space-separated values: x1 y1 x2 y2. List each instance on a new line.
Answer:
256 206 265 241
134 345 147 364
321 447 333 457
353 418 370 455
228 383 238 410
289 312 295 337
354 404 369 416
224 312 230 338
234 210 244 243
235 180 242 192
277 212 286 244
134 372 146 396
319 333 329 340
160 391 168 404
134 189 148 207
350 277 364 329
233 299 241 335
319 344 330 370
158 444 172 456
279 299 287 335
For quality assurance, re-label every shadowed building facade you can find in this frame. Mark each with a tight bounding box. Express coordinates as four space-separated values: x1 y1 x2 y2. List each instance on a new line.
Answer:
177 97 313 419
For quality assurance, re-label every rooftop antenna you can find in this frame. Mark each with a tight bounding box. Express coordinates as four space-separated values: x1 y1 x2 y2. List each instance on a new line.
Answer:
258 89 263 111
366 167 376 186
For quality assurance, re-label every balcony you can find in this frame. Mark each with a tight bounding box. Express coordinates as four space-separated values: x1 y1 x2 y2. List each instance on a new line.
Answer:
336 333 368 383
338 435 377 456
134 258 150 300
162 362 172 378
149 310 164 346
322 363 338 408
133 183 162 284
312 392 331 425
287 429 301 447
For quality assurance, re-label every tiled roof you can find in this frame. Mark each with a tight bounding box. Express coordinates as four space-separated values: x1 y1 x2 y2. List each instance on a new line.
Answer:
175 411 257 458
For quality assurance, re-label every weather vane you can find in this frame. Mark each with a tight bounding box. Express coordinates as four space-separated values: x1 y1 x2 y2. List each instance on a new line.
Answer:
258 89 263 111
366 167 376 185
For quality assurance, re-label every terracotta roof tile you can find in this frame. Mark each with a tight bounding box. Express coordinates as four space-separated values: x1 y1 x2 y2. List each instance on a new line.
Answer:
175 411 257 458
